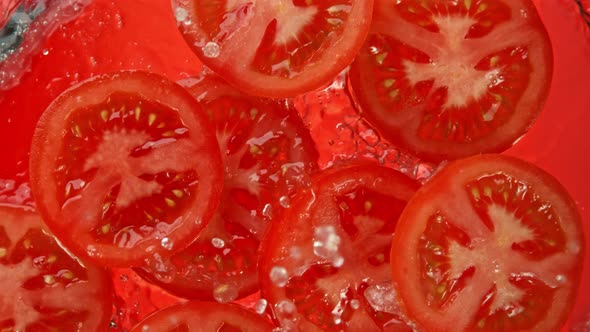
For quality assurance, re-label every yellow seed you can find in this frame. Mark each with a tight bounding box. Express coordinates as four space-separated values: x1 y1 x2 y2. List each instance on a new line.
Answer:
477 319 486 328
483 186 492 198
135 106 142 121
490 56 500 67
249 145 261 154
44 275 56 285
374 253 385 263
270 146 279 156
162 131 175 137
464 0 472 9
148 113 156 126
172 189 184 198
545 239 557 246
23 239 32 249
476 3 488 14
471 187 480 200
144 211 154 221
0 248 6 258
364 201 373 212
100 110 109 122
383 79 395 88
47 255 57 264
101 224 111 234
375 52 388 65
389 89 400 99
72 124 82 138
436 284 446 294
503 191 509 202
165 198 176 207
250 108 259 119
62 270 74 280
157 122 166 129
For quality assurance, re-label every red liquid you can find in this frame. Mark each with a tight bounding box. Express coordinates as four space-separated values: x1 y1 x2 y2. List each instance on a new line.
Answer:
0 0 588 330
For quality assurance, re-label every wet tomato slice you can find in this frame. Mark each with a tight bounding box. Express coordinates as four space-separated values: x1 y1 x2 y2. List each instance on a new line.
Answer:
130 301 275 332
0 204 112 331
259 164 419 331
173 0 374 98
349 0 553 161
391 155 584 332
29 71 223 267
135 73 318 302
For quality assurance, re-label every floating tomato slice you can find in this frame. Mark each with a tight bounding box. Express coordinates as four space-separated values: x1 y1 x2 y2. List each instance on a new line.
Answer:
135 73 318 302
391 155 584 331
0 204 112 331
349 0 553 161
29 71 223 267
172 0 374 98
259 164 419 331
130 301 275 332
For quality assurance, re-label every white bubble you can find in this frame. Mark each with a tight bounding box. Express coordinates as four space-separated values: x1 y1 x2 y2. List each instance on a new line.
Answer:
175 7 188 22
211 238 225 248
202 42 220 58
350 299 360 309
160 237 173 250
213 283 238 303
279 196 291 208
275 300 298 328
142 325 150 332
332 255 344 268
255 299 268 315
556 274 567 284
313 226 342 265
270 266 289 288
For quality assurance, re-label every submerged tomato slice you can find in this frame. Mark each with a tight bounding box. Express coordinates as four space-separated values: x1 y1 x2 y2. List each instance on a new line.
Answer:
130 301 274 332
391 155 584 332
0 204 112 331
136 73 318 301
349 0 553 161
30 71 223 267
260 164 419 331
173 0 374 98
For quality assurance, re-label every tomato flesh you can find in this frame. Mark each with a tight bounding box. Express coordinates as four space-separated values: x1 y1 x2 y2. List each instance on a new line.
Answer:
130 301 275 332
136 74 318 301
391 155 584 332
349 0 553 161
260 164 418 331
0 204 112 332
174 0 374 97
30 71 223 267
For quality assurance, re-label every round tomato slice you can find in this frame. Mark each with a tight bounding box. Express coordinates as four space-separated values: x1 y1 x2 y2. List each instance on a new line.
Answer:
391 155 584 332
30 71 223 267
259 164 419 331
0 204 112 331
135 73 318 302
349 0 553 161
172 0 374 98
130 301 275 332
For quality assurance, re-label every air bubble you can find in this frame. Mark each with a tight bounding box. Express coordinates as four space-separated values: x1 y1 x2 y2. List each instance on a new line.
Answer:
160 237 173 250
556 274 567 284
270 266 289 288
350 299 360 309
211 238 225 249
263 203 273 218
174 7 188 22
142 325 150 332
275 300 299 329
255 299 268 315
213 283 239 303
202 42 220 58
279 196 291 208
332 255 344 268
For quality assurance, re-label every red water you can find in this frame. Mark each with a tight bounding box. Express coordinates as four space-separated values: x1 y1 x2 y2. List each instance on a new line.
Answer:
0 0 589 331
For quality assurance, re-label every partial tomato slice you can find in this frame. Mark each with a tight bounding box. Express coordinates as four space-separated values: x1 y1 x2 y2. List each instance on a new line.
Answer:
30 71 223 267
349 0 553 161
135 73 318 301
172 0 374 98
130 301 275 332
259 164 419 331
0 204 112 331
391 155 584 332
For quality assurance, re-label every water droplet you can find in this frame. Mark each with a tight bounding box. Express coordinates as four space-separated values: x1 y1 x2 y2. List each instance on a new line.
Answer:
275 300 299 328
332 255 344 268
279 196 291 208
556 274 567 284
213 283 238 303
142 325 150 332
160 237 173 250
270 266 289 287
313 226 342 264
263 203 273 218
202 42 220 58
42 49 49 55
255 299 268 315
211 238 225 249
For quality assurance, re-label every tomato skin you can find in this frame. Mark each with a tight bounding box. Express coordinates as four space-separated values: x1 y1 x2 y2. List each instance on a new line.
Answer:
259 163 419 331
29 71 224 267
173 0 375 98
349 0 553 162
390 154 584 332
0 204 113 332
130 301 275 332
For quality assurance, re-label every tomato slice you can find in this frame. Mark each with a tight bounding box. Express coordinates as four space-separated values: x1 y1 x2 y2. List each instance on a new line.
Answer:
135 73 318 302
130 301 275 331
259 164 419 331
349 0 553 161
391 155 584 331
0 204 112 331
29 71 224 267
172 0 374 98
